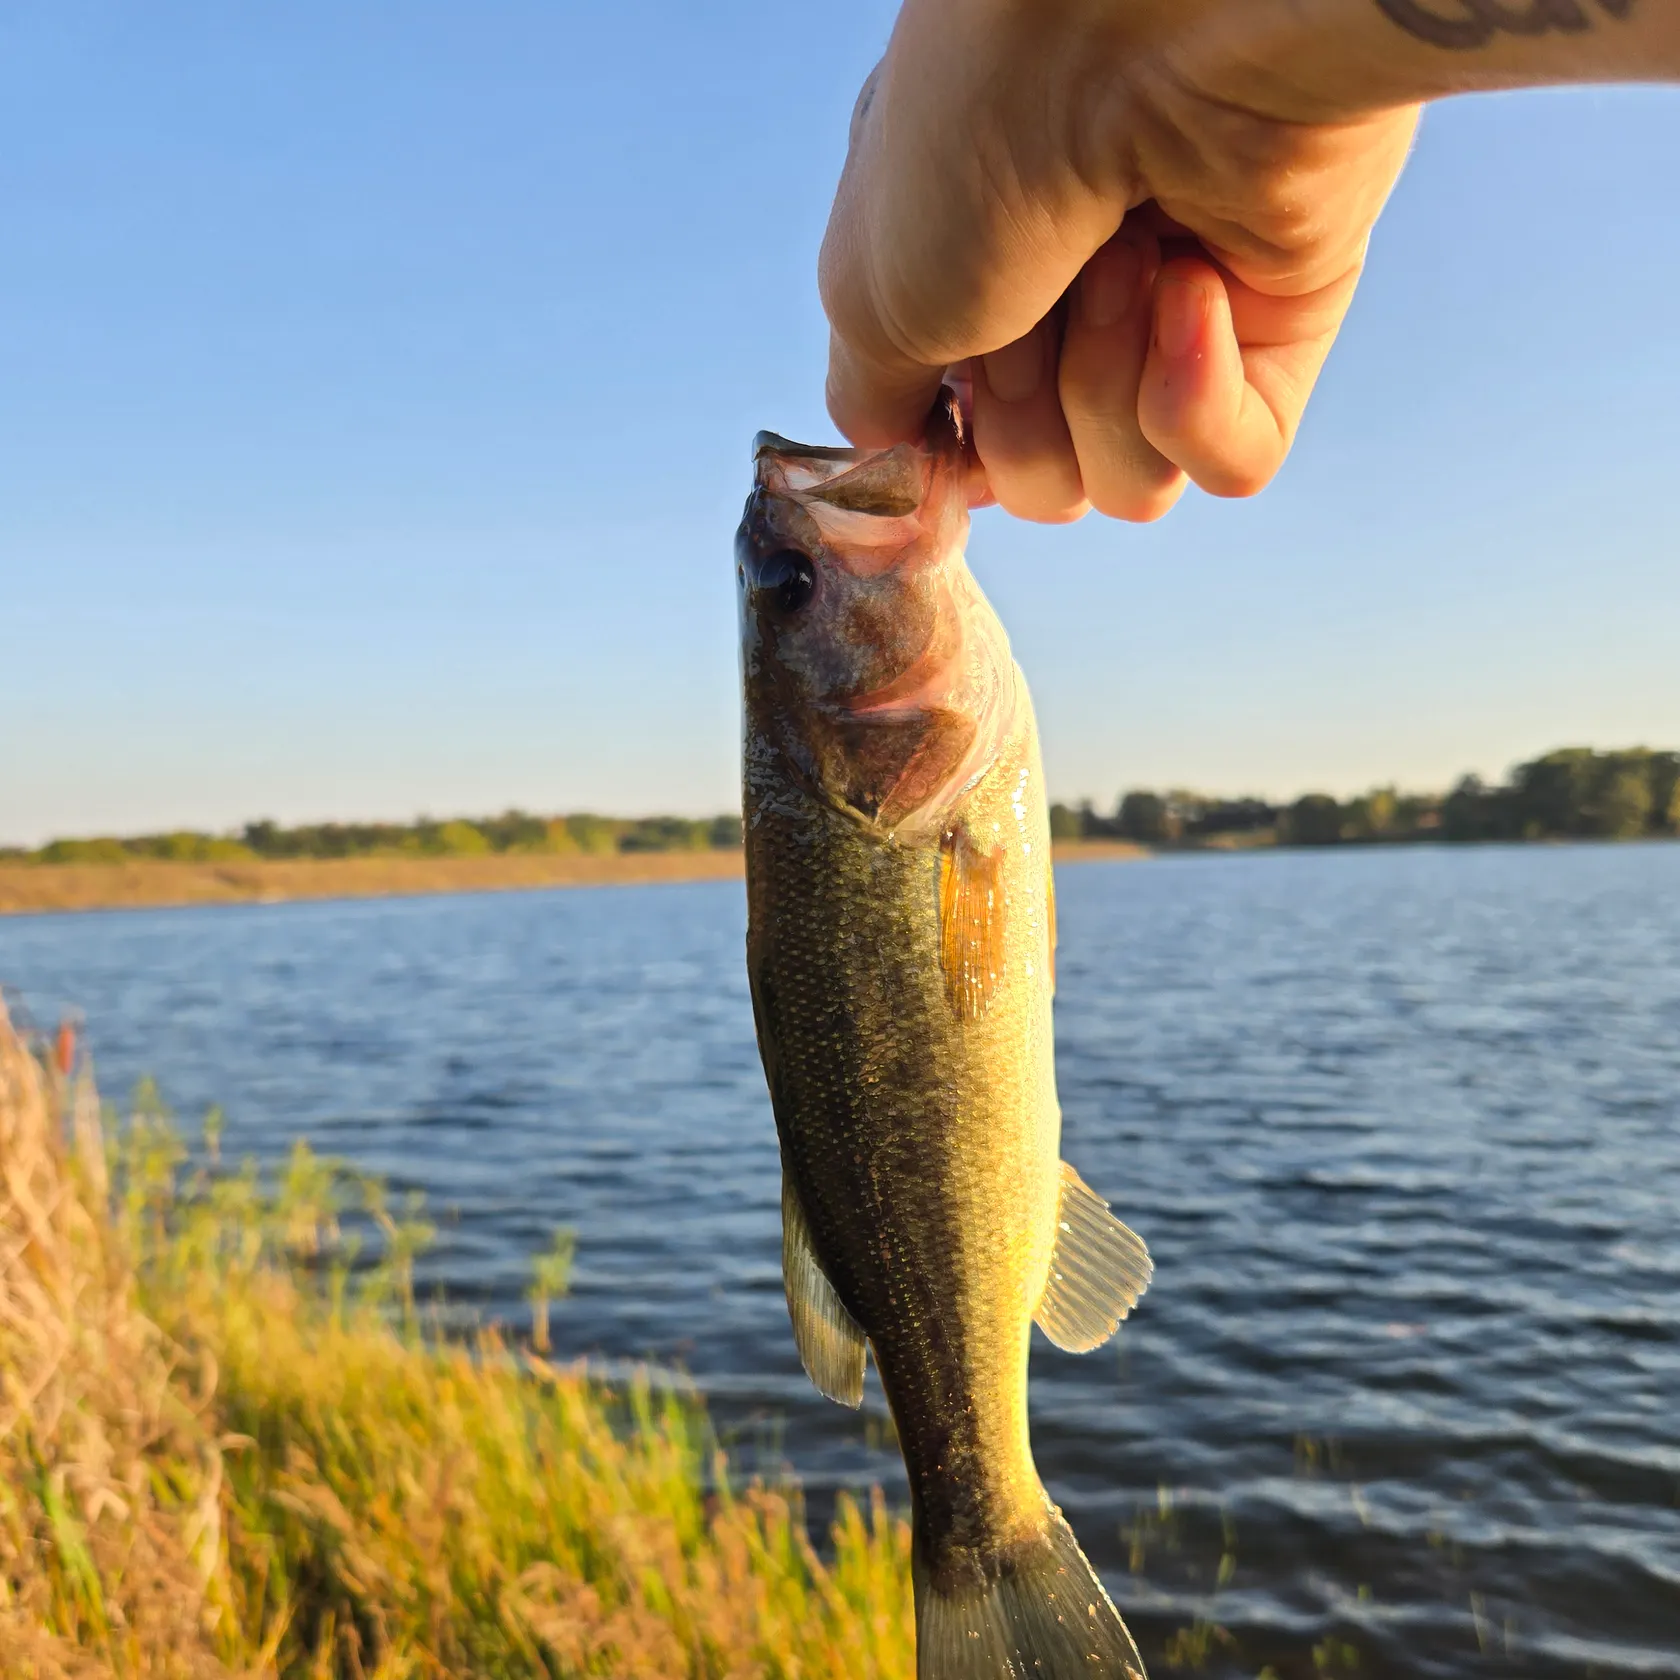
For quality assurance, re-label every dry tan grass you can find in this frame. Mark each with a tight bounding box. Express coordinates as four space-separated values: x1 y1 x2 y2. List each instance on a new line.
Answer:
0 853 748 917
0 1002 915 1677
0 1006 231 1676
0 843 1142 918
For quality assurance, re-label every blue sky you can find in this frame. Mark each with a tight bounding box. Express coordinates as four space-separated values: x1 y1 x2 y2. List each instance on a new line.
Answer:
2 5 1677 845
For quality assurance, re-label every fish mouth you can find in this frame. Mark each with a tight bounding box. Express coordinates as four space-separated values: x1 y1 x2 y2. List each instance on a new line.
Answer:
748 391 969 575
752 388 965 500
753 436 924 518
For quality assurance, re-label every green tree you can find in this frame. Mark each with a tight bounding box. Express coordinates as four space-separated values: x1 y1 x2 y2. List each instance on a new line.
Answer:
1116 791 1170 844
480 809 546 852
1512 748 1598 838
1344 786 1397 839
1394 793 1443 836
35 837 129 865
1645 753 1679 835
1443 777 1522 842
1285 794 1343 846
1047 803 1083 841
621 816 712 852
707 814 744 848
435 820 491 856
565 815 620 855
540 818 581 854
241 820 283 856
1443 776 1489 842
1587 756 1653 839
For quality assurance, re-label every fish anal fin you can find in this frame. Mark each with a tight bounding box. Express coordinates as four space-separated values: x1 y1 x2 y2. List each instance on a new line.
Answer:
782 1175 867 1408
938 827 1007 1020
1034 1162 1153 1354
914 1506 1145 1680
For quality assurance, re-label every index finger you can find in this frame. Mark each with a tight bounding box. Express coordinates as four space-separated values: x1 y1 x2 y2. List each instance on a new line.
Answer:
819 173 952 447
823 328 949 452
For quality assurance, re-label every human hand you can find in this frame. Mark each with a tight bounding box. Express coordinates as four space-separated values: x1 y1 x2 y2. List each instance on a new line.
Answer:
819 0 1671 523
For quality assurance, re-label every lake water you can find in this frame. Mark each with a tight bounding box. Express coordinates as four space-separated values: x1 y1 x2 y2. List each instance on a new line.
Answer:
2 844 1677 1679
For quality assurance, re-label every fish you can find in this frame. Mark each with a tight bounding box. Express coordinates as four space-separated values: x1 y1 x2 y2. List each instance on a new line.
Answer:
737 393 1154 1680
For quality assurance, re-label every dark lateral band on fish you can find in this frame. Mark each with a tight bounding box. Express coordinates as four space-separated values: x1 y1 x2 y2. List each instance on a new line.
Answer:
738 393 1154 1680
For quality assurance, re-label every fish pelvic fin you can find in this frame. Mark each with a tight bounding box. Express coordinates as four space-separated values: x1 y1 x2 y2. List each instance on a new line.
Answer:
1034 1162 1153 1354
781 1174 867 1408
913 1504 1147 1680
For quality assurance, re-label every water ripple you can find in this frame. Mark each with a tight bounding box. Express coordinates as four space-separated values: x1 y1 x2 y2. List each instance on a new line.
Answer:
2 843 1678 1676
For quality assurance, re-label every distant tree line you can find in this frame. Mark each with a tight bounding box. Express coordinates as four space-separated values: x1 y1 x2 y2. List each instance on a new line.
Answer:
1438 748 1679 843
8 746 1677 866
1050 747 1680 849
6 811 744 867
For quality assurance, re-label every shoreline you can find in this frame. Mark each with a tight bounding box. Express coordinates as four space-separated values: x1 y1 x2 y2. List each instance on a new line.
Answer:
0 839 1147 918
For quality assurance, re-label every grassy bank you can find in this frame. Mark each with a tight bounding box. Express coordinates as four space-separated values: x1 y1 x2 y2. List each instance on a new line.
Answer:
0 842 1144 918
0 852 748 917
0 1003 914 1678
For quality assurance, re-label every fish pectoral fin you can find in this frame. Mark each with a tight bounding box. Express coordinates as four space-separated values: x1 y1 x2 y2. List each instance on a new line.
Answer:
782 1174 867 1408
1034 1162 1153 1354
938 826 1007 1020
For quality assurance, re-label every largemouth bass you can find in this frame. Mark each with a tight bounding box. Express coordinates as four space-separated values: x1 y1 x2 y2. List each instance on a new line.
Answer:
737 396 1153 1680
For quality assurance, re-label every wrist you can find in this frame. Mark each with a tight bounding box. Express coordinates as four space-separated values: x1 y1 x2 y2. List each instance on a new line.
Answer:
1238 0 1680 111
1059 0 1680 128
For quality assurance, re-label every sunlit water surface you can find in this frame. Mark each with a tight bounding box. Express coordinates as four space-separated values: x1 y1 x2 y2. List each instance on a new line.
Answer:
3 844 1677 1678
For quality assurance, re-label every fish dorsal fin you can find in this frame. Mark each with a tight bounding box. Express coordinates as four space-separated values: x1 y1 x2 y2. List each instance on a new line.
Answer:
938 827 1007 1020
782 1174 867 1408
1034 1163 1153 1354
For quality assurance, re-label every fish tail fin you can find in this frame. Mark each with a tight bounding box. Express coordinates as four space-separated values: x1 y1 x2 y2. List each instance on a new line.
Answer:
913 1504 1146 1680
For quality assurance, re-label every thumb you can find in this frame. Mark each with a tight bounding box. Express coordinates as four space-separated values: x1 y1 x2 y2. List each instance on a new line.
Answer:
818 163 949 448
822 331 949 452
817 35 1117 449
820 59 948 446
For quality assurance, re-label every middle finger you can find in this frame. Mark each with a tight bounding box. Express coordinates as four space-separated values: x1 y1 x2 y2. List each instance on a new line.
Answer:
1059 227 1187 523
970 315 1090 524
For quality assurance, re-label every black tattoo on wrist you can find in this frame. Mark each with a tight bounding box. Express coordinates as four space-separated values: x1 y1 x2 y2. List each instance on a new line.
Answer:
1374 0 1634 50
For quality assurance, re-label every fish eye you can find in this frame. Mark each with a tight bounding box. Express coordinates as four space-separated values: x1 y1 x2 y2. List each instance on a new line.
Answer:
753 548 817 617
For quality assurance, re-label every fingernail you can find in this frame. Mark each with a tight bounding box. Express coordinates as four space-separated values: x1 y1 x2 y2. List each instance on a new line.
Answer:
981 328 1043 404
1081 239 1143 329
1154 276 1207 360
